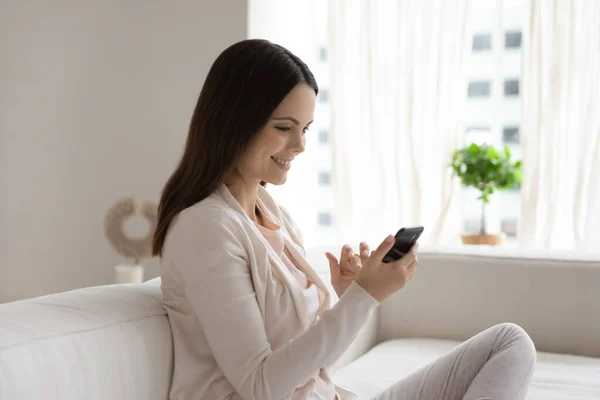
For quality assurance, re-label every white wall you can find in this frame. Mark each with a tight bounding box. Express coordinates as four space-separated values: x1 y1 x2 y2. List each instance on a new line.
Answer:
0 0 247 302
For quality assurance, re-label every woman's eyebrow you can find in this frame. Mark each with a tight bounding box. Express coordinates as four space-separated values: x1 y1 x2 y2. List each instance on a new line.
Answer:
271 117 313 126
271 117 300 125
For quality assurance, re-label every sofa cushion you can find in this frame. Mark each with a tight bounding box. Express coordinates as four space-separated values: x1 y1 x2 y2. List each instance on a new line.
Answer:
0 283 173 400
331 338 600 399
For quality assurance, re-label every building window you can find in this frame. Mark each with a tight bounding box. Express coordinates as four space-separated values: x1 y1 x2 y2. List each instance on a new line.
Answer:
472 33 492 51
468 81 491 98
319 89 329 103
318 171 331 186
317 212 332 226
503 126 520 144
463 1 527 248
319 46 327 62
505 31 522 49
318 130 329 144
504 79 519 97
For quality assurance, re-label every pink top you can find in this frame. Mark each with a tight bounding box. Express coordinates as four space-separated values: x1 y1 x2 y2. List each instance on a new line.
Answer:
254 206 339 400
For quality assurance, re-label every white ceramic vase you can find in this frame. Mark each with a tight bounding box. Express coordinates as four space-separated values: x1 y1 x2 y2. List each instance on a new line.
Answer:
115 264 144 284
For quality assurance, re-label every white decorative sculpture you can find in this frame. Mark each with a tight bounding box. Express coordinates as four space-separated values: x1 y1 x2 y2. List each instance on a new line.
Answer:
104 197 157 284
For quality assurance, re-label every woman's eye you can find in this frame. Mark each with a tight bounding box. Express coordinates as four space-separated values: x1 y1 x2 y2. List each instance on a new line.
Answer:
302 127 311 134
276 126 291 132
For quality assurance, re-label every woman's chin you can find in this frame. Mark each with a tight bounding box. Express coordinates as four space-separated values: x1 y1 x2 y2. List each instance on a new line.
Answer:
264 174 288 186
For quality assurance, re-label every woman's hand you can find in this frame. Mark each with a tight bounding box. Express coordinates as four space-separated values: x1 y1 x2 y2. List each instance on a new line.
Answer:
325 242 371 298
355 235 419 303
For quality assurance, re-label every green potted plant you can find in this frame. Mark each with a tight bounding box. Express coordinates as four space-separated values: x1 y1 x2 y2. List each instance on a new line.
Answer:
449 142 522 245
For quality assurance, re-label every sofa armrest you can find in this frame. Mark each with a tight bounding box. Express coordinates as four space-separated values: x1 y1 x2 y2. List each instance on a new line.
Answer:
377 246 600 358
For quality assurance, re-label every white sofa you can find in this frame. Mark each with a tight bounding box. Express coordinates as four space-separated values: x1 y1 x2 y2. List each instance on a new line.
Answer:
1 246 599 399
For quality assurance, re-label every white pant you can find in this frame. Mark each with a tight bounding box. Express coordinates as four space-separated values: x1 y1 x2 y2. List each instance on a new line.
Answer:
370 323 536 400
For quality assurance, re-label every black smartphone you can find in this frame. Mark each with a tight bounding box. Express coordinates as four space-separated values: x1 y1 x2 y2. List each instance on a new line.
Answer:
382 226 424 263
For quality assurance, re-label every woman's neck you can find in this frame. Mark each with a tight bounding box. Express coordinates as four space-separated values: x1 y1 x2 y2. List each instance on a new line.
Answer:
224 179 261 224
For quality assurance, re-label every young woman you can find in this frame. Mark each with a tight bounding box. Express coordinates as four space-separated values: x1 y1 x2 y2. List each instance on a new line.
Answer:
152 39 536 400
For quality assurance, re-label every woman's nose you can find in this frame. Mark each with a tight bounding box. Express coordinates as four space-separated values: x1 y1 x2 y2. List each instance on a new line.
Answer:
290 132 306 154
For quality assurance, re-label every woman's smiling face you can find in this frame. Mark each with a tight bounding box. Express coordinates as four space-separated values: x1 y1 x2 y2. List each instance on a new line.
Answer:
233 83 316 186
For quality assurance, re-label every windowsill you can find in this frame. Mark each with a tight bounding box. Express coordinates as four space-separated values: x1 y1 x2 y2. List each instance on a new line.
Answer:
304 242 600 278
416 243 600 263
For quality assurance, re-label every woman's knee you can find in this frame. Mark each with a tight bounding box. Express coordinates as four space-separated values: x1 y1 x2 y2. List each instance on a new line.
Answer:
496 322 537 362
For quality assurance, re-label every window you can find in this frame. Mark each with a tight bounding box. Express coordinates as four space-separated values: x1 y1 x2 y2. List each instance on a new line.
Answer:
318 171 331 186
504 79 520 96
503 126 520 144
305 0 336 247
319 46 327 62
306 0 527 249
468 81 492 97
462 1 527 247
318 89 329 103
505 31 522 49
317 212 332 226
472 33 492 51
318 130 329 144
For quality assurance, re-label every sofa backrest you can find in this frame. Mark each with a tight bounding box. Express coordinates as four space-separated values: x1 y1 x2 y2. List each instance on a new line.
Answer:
377 246 600 358
0 280 173 400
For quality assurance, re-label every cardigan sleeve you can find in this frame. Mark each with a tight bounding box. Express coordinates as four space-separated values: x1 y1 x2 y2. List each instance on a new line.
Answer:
167 207 379 400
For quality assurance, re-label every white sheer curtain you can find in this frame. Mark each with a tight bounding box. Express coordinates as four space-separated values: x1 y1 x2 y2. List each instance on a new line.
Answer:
519 0 600 250
328 0 471 247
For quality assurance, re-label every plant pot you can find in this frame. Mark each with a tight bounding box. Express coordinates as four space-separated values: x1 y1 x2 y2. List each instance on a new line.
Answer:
460 233 506 246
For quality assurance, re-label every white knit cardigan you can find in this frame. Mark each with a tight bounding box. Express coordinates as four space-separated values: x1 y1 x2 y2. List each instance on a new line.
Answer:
160 183 380 400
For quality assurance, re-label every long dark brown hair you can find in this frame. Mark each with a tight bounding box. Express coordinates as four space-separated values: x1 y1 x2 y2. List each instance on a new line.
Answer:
152 39 319 257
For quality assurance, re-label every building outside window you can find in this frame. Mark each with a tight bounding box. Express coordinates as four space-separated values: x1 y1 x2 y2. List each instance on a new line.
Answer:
462 0 527 244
